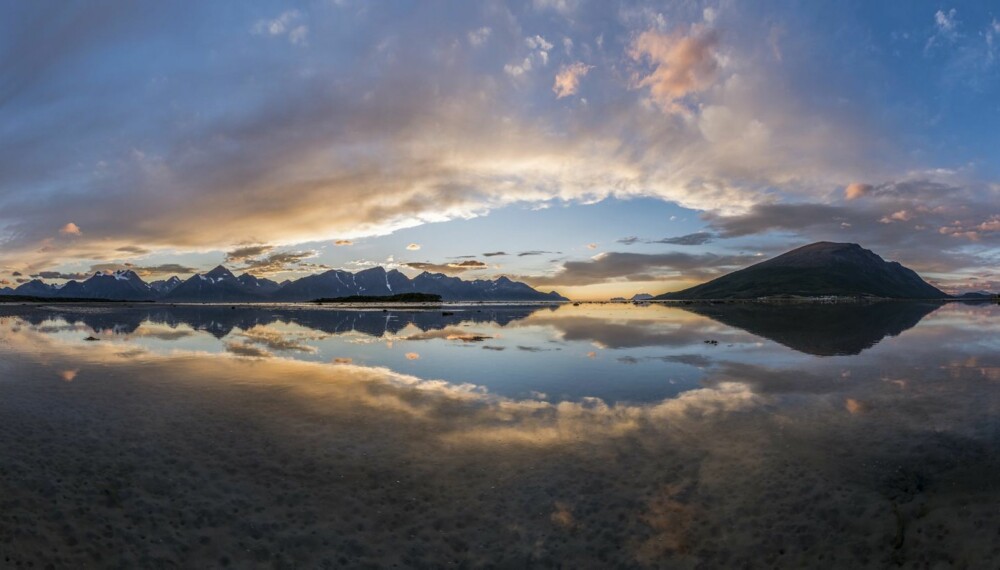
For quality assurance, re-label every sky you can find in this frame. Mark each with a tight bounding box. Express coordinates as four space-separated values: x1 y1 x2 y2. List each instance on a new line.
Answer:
1 0 998 300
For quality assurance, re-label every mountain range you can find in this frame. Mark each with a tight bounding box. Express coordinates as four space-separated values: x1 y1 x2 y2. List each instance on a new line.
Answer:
655 242 950 300
0 266 566 303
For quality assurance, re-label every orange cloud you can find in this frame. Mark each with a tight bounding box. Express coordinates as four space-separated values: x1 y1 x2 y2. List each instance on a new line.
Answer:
334 239 353 246
879 210 912 224
60 222 82 235
629 27 719 114
844 182 872 200
406 243 421 251
553 62 592 98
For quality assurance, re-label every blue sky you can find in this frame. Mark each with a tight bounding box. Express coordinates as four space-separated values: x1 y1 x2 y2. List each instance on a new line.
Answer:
1 0 998 299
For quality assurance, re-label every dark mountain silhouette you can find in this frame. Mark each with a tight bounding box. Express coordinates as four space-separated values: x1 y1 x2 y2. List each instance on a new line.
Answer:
955 291 995 300
10 265 567 303
56 270 154 301
410 273 565 301
656 242 948 300
271 267 413 301
237 273 281 294
164 266 268 302
13 279 59 297
677 301 941 356
149 276 183 295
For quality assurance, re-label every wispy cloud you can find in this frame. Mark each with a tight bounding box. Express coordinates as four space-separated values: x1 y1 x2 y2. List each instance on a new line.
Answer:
520 251 754 286
553 62 592 98
629 26 719 114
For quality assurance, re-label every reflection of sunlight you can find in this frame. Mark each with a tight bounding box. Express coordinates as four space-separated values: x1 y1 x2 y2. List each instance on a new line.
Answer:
405 352 420 360
60 369 78 382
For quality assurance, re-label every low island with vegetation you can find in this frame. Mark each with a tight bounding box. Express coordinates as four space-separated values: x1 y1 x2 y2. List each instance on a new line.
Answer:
312 293 443 304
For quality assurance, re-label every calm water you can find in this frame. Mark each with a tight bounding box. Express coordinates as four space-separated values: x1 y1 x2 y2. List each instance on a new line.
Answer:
0 301 997 568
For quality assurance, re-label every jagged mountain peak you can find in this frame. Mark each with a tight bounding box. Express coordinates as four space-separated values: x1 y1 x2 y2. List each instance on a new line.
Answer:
204 265 236 280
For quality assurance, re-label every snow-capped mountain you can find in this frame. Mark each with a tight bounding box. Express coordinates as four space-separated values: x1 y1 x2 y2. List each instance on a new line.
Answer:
237 273 282 294
149 276 183 295
410 273 564 301
57 270 155 301
271 267 415 301
163 266 267 302
7 265 568 302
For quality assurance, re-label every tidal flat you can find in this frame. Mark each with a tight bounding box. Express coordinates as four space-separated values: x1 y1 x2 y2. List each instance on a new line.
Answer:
0 302 998 568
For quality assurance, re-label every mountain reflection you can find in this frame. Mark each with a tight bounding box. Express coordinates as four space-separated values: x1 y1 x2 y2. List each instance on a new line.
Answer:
1 301 945 358
673 301 942 356
6 304 556 339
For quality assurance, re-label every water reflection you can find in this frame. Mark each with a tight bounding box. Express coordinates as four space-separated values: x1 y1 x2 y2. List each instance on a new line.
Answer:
676 301 942 356
5 304 553 338
0 303 998 567
0 301 954 403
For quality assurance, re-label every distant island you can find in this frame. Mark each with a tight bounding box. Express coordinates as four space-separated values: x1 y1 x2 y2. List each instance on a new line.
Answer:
655 242 950 300
0 266 567 303
314 293 442 303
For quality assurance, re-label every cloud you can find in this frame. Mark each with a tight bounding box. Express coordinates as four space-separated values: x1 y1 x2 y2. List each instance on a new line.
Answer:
586 243 598 250
617 233 715 246
505 34 553 77
225 244 275 262
707 203 852 238
935 9 958 34
72 263 197 278
116 245 151 255
520 251 754 286
406 243 421 251
238 250 318 274
553 62 592 98
482 251 508 257
467 26 491 47
879 210 913 224
844 183 872 200
404 259 487 275
925 9 959 53
334 240 354 246
134 264 198 276
253 10 307 45
33 271 88 280
60 222 82 235
651 232 715 246
628 27 720 114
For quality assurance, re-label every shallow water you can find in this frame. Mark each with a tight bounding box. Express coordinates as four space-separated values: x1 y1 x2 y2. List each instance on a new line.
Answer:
0 301 997 568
